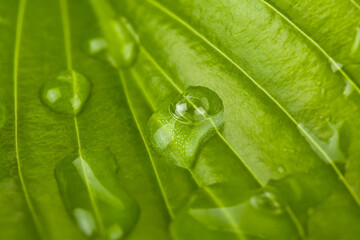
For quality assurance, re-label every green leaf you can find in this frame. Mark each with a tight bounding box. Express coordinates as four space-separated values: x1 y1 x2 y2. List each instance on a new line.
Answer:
1 0 360 239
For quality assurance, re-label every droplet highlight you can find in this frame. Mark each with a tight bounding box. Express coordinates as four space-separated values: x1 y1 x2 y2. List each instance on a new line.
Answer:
147 86 224 168
351 27 360 59
343 80 354 97
329 58 343 73
41 70 91 115
87 38 108 55
55 149 139 239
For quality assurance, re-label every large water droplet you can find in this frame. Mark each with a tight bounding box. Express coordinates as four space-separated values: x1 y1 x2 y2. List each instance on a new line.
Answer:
41 70 91 115
298 122 345 165
171 185 298 240
147 86 224 169
96 17 139 68
55 149 139 239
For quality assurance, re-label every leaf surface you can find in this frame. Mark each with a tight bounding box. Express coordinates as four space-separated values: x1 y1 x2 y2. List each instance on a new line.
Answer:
0 0 360 239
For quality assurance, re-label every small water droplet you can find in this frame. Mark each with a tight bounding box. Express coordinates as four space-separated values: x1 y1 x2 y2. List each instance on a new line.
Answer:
298 122 345 165
343 80 354 97
329 58 343 73
147 86 224 168
317 81 322 86
250 190 284 215
351 27 360 59
96 17 139 68
41 70 91 115
55 149 139 239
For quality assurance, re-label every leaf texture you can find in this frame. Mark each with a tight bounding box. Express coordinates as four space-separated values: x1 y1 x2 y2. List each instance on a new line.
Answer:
0 0 359 239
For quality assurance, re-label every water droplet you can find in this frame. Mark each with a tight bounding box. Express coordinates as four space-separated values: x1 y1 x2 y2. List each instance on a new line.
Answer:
0 105 5 130
298 122 345 165
147 86 224 168
171 185 298 240
41 70 91 115
343 80 354 97
97 17 139 68
250 190 284 215
55 149 139 239
269 166 336 212
316 81 322 86
329 58 343 72
351 27 360 59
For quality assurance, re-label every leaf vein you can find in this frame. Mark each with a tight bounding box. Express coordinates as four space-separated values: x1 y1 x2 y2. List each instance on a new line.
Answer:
147 0 360 209
119 69 175 219
13 0 47 238
139 46 306 238
260 0 360 94
59 0 105 235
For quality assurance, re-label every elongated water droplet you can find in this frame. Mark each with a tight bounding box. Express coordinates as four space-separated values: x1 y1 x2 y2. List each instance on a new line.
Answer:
55 149 139 239
97 17 139 68
147 86 224 168
0 105 5 130
298 122 345 165
171 185 298 240
351 27 360 59
41 70 91 115
329 58 343 73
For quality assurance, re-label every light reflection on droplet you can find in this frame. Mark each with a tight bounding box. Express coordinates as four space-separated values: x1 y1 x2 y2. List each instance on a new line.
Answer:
147 86 224 168
40 70 91 115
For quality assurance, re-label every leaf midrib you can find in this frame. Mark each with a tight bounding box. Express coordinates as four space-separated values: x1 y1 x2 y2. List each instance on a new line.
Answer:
125 63 247 240
146 0 360 208
59 0 105 235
